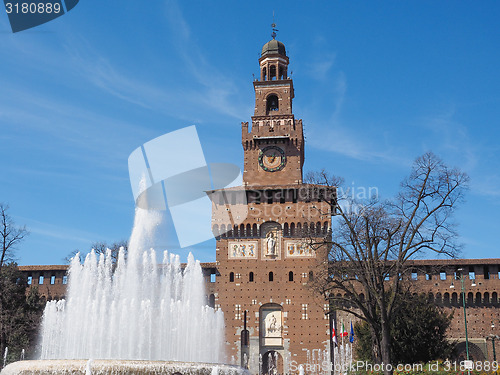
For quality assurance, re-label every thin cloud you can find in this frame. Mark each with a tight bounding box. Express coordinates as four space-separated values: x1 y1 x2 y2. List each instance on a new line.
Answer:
18 217 100 244
305 73 409 165
419 107 479 171
163 1 251 120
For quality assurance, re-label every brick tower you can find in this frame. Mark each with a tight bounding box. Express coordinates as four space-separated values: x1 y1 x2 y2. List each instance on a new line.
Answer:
211 34 335 375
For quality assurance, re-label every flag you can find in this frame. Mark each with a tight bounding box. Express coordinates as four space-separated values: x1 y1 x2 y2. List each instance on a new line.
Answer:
332 320 338 345
349 321 355 343
341 321 348 337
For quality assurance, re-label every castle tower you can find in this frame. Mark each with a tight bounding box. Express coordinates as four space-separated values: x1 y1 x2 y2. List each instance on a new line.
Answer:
211 33 335 375
242 35 304 186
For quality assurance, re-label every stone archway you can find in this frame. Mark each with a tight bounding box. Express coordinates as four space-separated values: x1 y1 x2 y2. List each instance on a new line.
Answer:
453 341 486 362
262 350 283 375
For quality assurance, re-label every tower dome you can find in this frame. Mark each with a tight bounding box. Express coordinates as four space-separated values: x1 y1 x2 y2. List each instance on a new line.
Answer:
261 39 286 57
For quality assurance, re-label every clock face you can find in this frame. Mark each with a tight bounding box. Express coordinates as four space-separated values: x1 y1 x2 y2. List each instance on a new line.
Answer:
259 146 286 172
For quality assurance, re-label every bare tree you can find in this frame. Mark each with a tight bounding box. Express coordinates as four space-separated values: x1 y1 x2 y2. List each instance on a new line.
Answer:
64 240 128 264
306 152 469 373
0 204 29 268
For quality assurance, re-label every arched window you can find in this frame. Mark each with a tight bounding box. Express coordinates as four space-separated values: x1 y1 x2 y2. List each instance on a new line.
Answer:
249 272 254 282
290 223 295 236
435 292 442 305
309 271 314 281
246 224 251 237
208 294 215 308
270 65 277 80
229 272 235 282
262 67 267 81
269 272 274 282
252 224 258 237
212 224 219 238
443 292 450 306
266 94 279 113
451 292 458 305
467 292 474 306
484 292 490 305
493 292 499 305
476 292 482 306
220 224 226 238
284 223 289 237
289 271 294 282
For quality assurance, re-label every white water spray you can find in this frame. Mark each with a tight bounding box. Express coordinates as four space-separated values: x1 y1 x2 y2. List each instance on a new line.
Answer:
38 208 225 363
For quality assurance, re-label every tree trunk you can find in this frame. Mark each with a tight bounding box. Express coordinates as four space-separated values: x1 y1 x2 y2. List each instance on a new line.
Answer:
369 325 382 363
380 316 393 375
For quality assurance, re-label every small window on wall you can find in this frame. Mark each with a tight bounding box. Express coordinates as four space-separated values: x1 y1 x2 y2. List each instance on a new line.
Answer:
50 275 56 285
289 271 294 282
210 273 216 283
484 266 490 280
411 272 418 280
62 275 68 285
249 272 254 282
39 276 44 285
229 272 235 282
269 272 274 282
301 304 308 320
27 276 32 285
440 272 447 281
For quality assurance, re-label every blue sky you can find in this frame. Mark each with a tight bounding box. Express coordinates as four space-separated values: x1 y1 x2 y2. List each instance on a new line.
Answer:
1 1 499 265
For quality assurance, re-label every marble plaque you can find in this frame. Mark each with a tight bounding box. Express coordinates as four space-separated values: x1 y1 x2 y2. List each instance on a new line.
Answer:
228 241 258 259
285 241 315 258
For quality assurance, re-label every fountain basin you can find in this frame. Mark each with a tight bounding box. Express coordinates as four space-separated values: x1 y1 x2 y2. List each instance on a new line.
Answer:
0 360 249 375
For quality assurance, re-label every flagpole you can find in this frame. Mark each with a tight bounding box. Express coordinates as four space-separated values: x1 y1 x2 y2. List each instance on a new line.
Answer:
350 321 353 369
341 319 344 372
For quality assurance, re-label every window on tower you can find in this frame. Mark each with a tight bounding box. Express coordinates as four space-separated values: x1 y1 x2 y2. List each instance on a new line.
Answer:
266 95 279 113
270 65 277 80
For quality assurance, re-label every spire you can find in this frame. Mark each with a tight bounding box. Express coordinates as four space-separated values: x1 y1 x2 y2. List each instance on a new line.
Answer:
271 11 278 40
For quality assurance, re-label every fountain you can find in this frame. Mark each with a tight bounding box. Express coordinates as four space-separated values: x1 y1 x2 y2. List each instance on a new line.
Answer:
1 208 247 375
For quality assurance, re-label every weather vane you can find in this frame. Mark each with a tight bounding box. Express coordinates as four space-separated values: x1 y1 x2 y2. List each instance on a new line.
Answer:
271 11 278 39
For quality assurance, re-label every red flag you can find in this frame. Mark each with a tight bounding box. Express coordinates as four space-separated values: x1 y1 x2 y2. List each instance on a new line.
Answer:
332 319 338 345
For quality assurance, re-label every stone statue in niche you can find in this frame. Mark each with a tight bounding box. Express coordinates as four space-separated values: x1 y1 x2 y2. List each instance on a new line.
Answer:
266 232 276 256
266 313 281 335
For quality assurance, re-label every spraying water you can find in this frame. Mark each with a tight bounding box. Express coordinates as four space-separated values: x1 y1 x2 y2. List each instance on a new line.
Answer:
3 347 7 368
38 208 225 363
